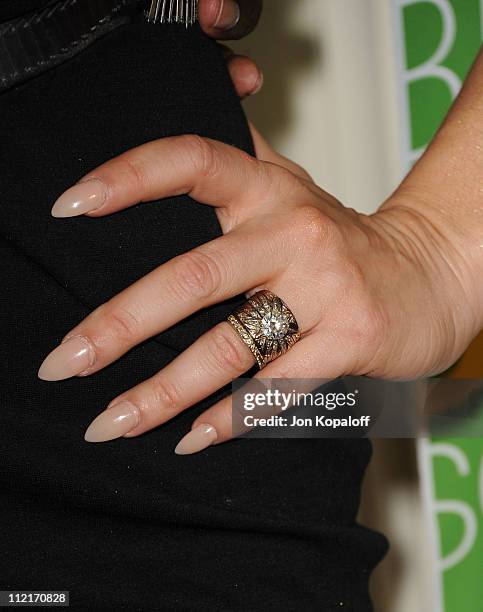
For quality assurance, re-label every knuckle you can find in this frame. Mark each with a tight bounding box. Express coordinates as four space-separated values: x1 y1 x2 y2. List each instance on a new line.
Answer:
120 153 149 192
207 325 253 374
101 306 141 344
149 376 181 415
170 250 222 301
291 205 335 245
179 134 218 179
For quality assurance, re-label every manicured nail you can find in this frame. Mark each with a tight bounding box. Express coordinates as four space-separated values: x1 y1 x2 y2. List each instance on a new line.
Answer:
214 0 240 30
38 336 95 381
175 423 218 455
250 72 264 95
84 401 139 443
51 178 105 217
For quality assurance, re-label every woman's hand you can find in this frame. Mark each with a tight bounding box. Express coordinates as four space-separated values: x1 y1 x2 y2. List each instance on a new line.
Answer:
37 130 481 453
200 0 264 98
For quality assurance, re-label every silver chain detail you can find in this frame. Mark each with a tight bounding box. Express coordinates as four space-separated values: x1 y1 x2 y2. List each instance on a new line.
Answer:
146 0 198 26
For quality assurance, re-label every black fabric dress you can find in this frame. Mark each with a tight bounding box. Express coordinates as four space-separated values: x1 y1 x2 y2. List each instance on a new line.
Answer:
0 3 388 610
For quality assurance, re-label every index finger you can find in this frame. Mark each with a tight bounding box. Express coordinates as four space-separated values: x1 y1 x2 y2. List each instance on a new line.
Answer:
50 135 276 218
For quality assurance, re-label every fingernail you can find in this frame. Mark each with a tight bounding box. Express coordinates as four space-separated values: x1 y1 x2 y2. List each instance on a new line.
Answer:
250 72 264 95
84 401 139 443
175 423 218 455
214 0 240 30
38 336 95 381
51 178 106 217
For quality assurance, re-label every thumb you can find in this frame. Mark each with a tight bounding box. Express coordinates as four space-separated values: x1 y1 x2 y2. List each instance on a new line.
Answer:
248 122 313 182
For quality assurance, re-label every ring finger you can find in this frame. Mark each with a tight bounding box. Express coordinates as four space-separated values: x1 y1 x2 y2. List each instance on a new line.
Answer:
83 320 256 442
37 220 294 382
83 285 308 442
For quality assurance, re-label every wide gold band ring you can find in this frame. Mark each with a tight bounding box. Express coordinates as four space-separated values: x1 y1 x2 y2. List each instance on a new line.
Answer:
227 290 301 369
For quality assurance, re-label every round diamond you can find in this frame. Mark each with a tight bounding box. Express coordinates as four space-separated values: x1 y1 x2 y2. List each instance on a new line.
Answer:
261 313 289 340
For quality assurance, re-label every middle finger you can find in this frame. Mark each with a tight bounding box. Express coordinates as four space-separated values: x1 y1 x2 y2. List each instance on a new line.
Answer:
37 220 290 381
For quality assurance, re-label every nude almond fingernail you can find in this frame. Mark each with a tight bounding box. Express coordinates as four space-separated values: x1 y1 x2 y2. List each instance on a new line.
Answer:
51 178 106 217
174 423 218 455
38 336 95 381
84 401 140 443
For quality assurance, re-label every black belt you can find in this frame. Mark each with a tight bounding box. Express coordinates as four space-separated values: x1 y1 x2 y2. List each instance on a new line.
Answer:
0 0 142 93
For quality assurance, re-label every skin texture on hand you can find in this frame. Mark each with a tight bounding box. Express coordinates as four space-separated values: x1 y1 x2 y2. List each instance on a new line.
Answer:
39 112 482 453
39 47 483 454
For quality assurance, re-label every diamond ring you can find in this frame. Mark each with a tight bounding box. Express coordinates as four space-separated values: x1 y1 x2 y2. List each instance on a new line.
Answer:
227 290 301 369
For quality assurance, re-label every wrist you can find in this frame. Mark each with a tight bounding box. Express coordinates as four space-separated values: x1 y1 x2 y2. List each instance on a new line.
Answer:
373 190 483 368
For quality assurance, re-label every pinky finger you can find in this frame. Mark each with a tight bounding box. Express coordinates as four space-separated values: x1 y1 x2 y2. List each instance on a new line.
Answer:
174 335 337 455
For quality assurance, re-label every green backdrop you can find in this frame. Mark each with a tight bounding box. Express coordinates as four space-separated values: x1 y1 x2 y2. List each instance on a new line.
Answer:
396 1 483 610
